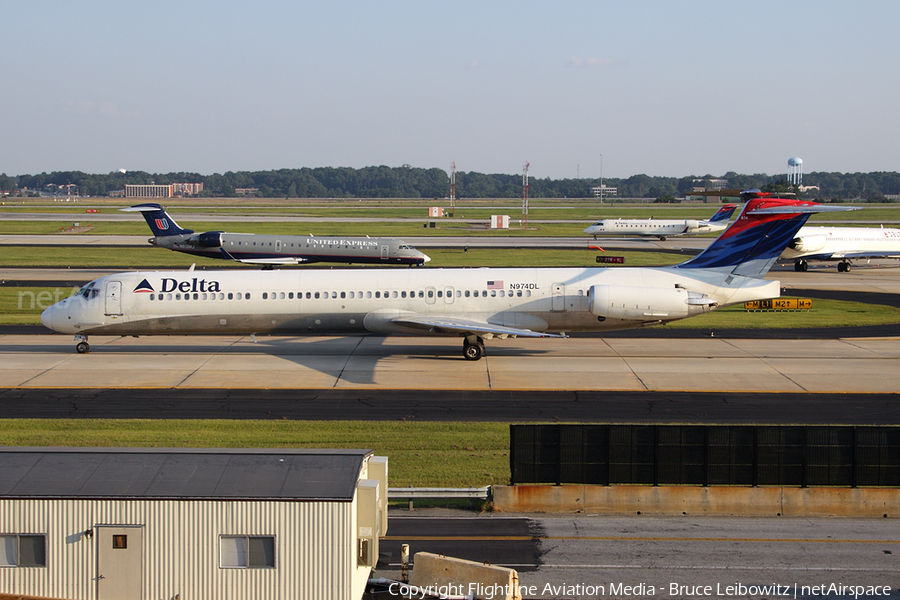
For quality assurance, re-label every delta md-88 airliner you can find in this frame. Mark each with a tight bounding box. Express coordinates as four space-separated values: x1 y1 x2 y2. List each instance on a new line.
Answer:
42 192 851 360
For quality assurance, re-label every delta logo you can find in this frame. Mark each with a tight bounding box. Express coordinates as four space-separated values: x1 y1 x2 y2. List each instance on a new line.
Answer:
133 277 222 294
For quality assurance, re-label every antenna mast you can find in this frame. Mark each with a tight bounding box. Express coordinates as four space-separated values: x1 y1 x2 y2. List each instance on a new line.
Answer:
522 162 530 227
449 161 456 212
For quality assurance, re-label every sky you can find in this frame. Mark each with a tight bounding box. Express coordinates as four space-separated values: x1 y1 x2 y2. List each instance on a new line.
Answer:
3 0 899 180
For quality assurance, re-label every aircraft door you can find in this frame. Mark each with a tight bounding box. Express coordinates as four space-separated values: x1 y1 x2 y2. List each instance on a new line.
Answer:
551 283 566 312
96 526 143 600
276 239 283 253
425 286 436 305
381 244 389 260
105 281 122 316
444 286 455 304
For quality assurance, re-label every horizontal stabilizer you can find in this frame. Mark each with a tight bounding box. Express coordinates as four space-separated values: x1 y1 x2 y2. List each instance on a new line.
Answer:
120 205 163 212
747 204 858 215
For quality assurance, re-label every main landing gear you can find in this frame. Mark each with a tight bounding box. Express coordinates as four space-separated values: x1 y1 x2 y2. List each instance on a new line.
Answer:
463 335 485 361
795 259 853 272
74 334 90 354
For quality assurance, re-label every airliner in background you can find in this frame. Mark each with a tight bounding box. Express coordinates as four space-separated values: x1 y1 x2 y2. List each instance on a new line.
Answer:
44 192 851 360
121 204 430 267
782 225 900 272
583 204 737 240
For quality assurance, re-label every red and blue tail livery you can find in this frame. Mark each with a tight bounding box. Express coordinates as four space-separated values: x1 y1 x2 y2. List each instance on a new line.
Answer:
675 190 854 277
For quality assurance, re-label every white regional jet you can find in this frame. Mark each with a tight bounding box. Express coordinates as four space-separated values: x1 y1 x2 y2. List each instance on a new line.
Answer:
782 225 900 272
583 204 737 240
41 192 850 360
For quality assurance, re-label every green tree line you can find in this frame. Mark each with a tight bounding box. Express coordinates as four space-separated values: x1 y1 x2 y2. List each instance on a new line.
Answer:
3 167 900 201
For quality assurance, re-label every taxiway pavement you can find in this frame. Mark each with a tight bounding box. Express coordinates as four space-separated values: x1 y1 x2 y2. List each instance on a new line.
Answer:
2 332 899 393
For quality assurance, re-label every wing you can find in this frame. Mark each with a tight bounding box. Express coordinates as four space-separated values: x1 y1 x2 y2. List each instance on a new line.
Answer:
218 248 309 265
392 315 566 339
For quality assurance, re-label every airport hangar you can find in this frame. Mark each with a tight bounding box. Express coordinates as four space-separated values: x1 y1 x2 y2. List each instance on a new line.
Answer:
0 447 388 600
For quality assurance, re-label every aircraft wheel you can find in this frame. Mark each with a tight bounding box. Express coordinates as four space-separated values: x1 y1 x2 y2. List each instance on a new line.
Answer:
75 341 90 354
795 260 808 272
838 261 851 272
463 342 484 361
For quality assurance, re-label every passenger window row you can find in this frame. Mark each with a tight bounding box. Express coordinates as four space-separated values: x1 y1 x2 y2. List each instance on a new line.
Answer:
147 289 537 301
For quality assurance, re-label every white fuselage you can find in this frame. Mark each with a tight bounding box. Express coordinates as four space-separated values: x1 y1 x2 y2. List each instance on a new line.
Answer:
41 266 780 338
583 218 726 238
780 226 900 261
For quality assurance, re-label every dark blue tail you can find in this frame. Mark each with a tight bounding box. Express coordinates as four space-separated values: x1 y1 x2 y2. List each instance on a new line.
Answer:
708 204 737 223
121 204 193 237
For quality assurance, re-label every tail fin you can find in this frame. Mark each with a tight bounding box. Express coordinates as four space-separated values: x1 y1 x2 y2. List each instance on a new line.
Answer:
120 204 194 237
675 190 855 277
708 204 737 223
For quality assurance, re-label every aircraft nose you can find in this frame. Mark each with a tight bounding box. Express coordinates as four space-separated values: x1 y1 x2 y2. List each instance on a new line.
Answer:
422 253 431 263
40 305 53 330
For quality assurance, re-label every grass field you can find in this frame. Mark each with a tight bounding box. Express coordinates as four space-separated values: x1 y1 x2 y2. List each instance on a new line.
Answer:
0 420 510 489
0 245 690 268
1 197 897 236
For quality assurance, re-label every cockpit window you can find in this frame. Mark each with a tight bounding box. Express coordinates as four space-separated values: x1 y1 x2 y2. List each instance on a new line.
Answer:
78 283 99 300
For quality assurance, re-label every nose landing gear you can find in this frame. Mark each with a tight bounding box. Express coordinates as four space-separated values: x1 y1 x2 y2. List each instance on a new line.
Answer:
74 334 90 354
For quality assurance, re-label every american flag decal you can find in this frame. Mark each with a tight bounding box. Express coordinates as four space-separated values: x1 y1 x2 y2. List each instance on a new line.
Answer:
487 280 503 289
155 218 169 230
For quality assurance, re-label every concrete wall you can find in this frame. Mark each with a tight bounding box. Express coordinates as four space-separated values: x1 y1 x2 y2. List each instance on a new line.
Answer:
492 485 900 517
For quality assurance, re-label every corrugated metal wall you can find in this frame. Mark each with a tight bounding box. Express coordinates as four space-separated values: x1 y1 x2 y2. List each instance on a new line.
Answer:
0 498 364 600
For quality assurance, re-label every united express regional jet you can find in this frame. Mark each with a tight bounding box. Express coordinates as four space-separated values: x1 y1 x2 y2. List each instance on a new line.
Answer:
583 204 737 240
122 203 430 266
44 192 849 360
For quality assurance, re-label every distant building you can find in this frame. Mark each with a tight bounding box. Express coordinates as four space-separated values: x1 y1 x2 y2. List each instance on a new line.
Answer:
125 183 203 198
172 182 204 197
591 185 618 198
691 178 729 192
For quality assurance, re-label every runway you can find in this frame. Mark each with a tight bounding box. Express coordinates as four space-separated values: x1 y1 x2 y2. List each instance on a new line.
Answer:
3 333 899 393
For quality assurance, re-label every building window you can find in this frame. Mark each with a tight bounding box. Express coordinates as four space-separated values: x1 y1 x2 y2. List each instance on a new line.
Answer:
0 534 46 567
220 536 275 569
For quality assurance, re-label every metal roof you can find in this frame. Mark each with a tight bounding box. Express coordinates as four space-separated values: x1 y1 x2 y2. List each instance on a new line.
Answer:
0 448 372 501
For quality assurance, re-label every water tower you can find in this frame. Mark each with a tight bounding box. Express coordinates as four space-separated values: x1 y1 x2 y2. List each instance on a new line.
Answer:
788 157 803 186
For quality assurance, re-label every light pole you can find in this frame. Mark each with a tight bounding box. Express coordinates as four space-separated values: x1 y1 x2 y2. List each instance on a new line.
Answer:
599 154 603 205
